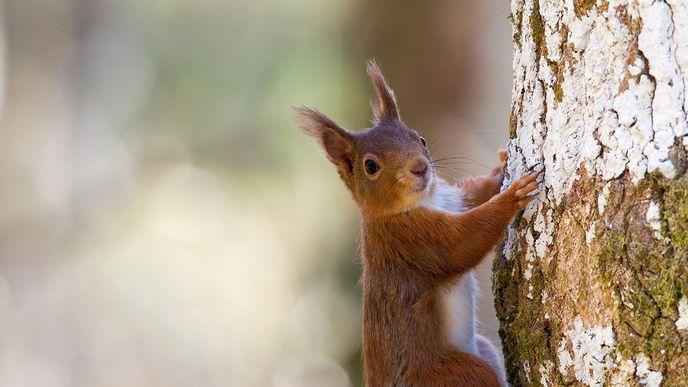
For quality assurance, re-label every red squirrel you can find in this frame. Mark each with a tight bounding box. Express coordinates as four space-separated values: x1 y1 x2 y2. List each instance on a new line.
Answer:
294 61 540 387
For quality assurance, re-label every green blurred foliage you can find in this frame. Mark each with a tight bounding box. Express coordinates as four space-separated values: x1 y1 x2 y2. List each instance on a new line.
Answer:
0 0 509 385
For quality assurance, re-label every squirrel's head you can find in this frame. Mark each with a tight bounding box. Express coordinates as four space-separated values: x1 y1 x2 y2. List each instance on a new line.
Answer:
294 60 434 216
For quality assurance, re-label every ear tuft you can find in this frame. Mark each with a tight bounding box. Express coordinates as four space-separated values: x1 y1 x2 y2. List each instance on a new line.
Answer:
292 106 355 171
366 59 400 124
292 106 342 138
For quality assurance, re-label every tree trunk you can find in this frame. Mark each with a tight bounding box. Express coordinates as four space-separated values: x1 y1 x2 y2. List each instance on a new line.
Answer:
496 0 688 386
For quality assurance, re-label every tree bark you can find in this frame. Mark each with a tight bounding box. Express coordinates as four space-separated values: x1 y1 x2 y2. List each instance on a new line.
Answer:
496 0 688 386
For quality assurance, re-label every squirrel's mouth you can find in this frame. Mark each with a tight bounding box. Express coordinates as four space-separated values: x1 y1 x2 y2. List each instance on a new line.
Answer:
415 180 428 192
413 172 432 193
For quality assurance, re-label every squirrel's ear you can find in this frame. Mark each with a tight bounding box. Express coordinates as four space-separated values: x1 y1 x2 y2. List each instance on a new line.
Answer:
366 59 400 124
293 106 356 172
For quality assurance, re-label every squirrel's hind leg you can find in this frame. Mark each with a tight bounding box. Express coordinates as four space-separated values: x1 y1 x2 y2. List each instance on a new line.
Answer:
419 350 500 387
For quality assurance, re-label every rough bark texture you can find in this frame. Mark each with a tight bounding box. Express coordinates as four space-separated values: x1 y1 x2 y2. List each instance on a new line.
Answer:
496 0 688 386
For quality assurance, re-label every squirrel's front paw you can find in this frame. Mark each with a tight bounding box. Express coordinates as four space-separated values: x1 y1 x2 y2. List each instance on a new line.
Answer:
499 171 541 209
487 150 507 191
490 150 507 178
497 149 507 164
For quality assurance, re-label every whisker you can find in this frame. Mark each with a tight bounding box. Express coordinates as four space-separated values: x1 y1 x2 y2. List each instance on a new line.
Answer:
432 155 487 163
431 159 478 166
425 133 468 156
433 164 474 176
434 169 459 183
431 160 485 172
425 133 444 155
431 156 490 170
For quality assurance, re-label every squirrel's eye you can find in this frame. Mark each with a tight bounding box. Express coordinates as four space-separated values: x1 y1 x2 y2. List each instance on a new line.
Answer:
420 136 427 147
364 159 380 175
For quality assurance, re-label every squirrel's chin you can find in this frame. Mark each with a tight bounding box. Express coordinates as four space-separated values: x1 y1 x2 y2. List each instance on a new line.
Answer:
413 181 428 193
414 173 433 194
403 178 435 208
369 177 436 216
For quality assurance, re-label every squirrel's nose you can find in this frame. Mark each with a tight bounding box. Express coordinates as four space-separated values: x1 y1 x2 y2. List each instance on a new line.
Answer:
409 158 429 177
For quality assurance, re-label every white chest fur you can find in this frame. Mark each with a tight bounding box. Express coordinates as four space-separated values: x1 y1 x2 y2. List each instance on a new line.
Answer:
419 178 478 354
441 272 478 354
418 178 468 214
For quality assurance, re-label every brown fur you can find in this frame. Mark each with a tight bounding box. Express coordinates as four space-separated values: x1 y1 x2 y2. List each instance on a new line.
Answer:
294 60 539 386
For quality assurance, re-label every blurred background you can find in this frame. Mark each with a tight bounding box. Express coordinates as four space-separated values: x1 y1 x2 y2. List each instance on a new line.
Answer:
0 0 512 386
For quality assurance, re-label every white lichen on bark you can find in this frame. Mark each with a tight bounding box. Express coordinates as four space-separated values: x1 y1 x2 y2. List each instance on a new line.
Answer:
677 297 688 330
635 352 664 387
556 316 616 386
507 0 687 199
645 201 663 239
538 360 555 386
498 0 688 385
